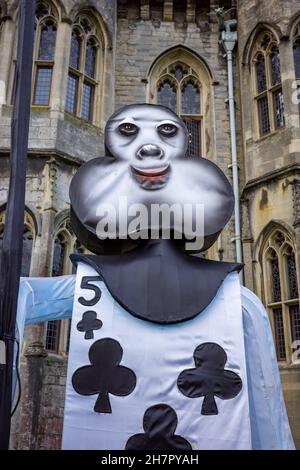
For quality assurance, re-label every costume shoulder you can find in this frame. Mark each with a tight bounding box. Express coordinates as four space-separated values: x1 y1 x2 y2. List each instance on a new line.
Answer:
17 275 75 331
71 240 243 325
241 286 295 450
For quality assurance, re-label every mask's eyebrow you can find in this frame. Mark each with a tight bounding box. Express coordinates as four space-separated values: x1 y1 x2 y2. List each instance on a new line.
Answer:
111 116 178 123
111 116 137 124
156 119 179 127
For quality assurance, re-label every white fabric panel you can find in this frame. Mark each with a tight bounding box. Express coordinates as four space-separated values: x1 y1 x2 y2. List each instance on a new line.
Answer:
62 262 251 450
241 288 295 450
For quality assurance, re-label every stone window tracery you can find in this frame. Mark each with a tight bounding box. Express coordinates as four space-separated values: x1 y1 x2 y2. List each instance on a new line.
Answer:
156 61 202 157
45 219 86 354
32 1 58 106
65 13 101 123
263 229 299 362
0 211 35 278
293 22 300 110
252 32 285 137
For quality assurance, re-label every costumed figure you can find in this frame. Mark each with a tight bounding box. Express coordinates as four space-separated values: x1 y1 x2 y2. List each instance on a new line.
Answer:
16 104 295 450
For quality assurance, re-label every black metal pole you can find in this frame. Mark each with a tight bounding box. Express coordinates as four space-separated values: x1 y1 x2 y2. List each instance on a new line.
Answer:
0 0 35 450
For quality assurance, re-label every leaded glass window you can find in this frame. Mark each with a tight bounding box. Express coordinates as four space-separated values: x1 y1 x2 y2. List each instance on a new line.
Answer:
52 233 67 277
85 39 97 78
183 118 201 158
157 81 177 112
252 32 284 137
72 240 85 274
273 89 285 128
33 67 52 105
273 308 286 360
0 226 33 277
66 74 78 114
181 81 200 115
45 320 60 352
156 62 202 157
269 46 281 86
270 249 281 302
293 26 300 110
21 229 33 277
255 54 267 94
82 82 94 121
257 96 270 135
294 39 300 80
70 30 81 70
290 305 300 342
32 1 58 106
46 225 87 354
46 230 69 352
286 248 298 299
263 231 299 363
65 14 100 123
38 22 56 60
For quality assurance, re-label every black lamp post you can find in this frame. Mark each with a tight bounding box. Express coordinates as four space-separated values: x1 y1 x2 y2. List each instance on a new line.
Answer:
0 0 35 450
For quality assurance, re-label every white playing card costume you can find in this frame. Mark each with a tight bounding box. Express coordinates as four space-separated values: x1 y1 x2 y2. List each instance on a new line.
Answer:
16 266 295 450
62 263 252 450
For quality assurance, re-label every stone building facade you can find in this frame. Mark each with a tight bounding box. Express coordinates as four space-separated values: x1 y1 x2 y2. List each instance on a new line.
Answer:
0 0 299 449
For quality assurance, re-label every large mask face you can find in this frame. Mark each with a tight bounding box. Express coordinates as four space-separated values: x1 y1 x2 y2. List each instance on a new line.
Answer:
70 104 234 254
105 104 188 190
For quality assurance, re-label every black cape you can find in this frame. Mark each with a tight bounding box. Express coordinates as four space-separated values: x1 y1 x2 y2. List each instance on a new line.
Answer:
71 240 243 325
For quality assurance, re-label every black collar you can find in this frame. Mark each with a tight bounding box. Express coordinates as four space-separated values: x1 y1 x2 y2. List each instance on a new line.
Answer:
71 240 243 325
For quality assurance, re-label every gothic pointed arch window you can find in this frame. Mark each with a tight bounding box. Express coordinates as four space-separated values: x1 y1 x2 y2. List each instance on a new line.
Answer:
10 1 58 105
293 21 300 110
262 229 299 362
0 210 35 277
252 31 285 137
45 219 86 354
155 61 203 157
46 224 71 353
65 13 102 123
32 1 58 105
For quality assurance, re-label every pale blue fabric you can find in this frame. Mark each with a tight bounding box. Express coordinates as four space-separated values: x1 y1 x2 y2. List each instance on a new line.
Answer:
17 275 76 341
16 275 295 450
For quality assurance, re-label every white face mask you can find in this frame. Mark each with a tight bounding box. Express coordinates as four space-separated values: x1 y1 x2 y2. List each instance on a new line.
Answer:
70 103 234 254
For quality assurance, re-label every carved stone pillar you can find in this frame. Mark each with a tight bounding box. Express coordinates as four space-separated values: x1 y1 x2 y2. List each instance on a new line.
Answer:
163 1 173 22
186 0 196 23
50 19 72 112
0 15 14 107
140 0 150 20
292 179 300 228
11 159 58 449
241 197 254 291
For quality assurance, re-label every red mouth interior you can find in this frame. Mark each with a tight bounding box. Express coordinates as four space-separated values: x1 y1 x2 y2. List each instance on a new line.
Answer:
131 164 170 178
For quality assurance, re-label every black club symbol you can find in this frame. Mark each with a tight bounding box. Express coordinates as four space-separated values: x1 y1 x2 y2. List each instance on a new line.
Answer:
72 338 136 413
125 404 192 450
77 311 102 340
177 342 242 415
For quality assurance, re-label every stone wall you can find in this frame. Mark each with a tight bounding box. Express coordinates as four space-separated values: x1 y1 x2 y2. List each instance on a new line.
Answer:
237 0 300 448
1 0 300 450
11 353 68 450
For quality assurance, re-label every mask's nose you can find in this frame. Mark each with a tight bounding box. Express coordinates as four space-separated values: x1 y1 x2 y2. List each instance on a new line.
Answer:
137 144 164 159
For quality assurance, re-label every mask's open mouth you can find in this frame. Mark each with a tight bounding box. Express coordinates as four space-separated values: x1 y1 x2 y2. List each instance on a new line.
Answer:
131 164 170 177
131 164 170 190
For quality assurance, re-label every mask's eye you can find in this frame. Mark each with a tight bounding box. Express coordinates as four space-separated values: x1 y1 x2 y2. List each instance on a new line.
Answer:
118 122 139 136
157 123 178 137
